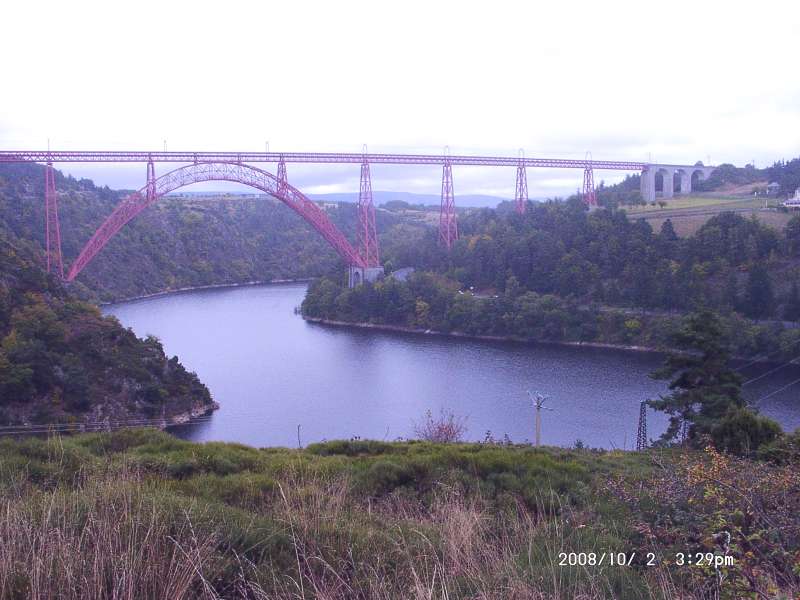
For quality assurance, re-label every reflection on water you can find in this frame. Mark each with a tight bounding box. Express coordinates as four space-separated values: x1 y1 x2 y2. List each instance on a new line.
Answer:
105 283 800 448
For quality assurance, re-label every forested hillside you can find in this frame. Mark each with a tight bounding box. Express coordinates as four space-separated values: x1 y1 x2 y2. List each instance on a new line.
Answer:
0 225 215 426
307 195 800 360
376 199 800 318
694 158 800 195
0 164 408 302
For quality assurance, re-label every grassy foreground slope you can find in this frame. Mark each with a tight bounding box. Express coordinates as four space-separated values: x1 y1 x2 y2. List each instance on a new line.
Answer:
0 429 797 599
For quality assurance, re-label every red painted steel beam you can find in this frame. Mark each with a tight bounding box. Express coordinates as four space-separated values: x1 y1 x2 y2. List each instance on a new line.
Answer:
44 162 64 279
357 160 380 267
66 162 366 281
439 160 458 249
582 165 597 208
0 150 660 170
515 161 528 215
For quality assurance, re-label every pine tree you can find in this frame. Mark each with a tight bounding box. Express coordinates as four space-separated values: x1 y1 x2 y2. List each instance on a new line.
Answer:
659 218 678 242
784 279 800 321
743 264 774 318
723 269 739 311
657 219 678 261
648 310 744 445
785 216 800 256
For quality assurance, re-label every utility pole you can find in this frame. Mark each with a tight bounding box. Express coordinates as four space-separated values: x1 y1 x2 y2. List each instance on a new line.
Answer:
528 391 553 447
636 401 648 451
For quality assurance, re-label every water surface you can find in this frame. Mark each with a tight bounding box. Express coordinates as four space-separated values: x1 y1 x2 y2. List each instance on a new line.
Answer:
105 283 800 448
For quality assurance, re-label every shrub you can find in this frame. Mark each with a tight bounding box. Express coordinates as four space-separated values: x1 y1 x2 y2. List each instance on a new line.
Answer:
413 409 467 443
74 427 174 454
758 428 800 464
710 408 782 456
307 439 398 456
362 460 416 494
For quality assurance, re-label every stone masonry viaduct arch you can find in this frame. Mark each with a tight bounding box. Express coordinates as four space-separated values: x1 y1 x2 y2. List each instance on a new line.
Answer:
640 164 716 202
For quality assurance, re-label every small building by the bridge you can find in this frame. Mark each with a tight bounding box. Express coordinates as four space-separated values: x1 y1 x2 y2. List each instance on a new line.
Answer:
389 267 415 282
767 182 781 196
348 266 385 288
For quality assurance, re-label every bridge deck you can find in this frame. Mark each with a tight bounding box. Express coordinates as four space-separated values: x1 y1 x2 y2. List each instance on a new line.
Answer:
0 150 704 171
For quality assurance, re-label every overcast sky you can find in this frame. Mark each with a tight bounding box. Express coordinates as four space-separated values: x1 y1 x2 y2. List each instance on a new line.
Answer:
2 0 799 198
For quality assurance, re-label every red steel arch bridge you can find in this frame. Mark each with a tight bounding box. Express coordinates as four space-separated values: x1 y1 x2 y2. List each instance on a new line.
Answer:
0 149 704 284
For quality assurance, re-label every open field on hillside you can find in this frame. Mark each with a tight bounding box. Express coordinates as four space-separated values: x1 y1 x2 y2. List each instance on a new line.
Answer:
627 195 759 213
643 209 795 237
625 195 794 236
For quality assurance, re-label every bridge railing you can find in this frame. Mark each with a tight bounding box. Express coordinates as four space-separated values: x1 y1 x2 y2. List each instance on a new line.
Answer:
0 150 653 170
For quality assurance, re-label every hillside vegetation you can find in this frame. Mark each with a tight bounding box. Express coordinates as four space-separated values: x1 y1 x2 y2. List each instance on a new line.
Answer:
0 226 214 426
308 196 800 362
0 164 408 302
0 428 797 599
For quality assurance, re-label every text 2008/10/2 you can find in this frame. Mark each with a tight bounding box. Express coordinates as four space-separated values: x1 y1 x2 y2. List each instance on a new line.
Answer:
558 552 639 567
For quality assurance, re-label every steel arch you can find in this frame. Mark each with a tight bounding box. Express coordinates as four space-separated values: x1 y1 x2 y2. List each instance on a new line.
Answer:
66 162 366 281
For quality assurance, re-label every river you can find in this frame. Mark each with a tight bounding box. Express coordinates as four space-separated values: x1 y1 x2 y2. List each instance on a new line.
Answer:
104 283 800 448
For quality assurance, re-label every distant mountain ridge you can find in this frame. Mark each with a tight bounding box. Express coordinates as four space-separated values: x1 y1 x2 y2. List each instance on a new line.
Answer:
166 190 549 208
309 190 512 208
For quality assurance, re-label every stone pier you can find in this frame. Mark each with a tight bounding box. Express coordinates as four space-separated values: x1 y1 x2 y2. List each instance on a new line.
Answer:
639 164 715 203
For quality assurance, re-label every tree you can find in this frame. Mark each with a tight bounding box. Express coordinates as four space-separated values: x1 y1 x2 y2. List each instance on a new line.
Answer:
742 265 774 318
504 275 522 300
413 299 430 328
658 219 678 254
0 351 34 403
61 354 91 411
301 278 341 319
723 269 739 311
784 279 800 321
648 310 745 446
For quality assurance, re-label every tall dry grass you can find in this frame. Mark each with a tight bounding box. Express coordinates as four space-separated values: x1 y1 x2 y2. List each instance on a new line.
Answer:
0 437 695 600
0 468 684 600
0 471 222 599
258 479 678 600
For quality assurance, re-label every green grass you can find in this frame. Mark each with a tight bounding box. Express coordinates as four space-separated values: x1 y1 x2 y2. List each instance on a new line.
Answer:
626 195 759 214
0 430 795 599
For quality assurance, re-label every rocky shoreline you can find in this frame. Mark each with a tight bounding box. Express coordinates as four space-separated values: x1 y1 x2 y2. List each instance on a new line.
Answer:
164 400 221 427
0 399 220 433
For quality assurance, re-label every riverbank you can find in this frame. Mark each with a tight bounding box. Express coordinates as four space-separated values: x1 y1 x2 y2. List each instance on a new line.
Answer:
165 399 220 426
301 272 800 367
0 395 219 435
303 316 800 368
99 278 312 305
304 316 670 355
